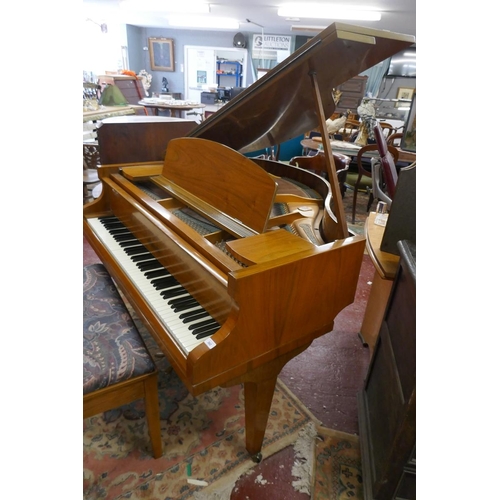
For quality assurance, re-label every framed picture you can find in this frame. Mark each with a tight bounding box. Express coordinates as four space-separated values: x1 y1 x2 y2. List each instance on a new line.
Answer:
395 87 415 108
148 37 175 71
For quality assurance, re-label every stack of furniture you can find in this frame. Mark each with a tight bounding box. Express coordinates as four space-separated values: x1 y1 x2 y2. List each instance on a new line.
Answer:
98 74 148 114
334 75 368 116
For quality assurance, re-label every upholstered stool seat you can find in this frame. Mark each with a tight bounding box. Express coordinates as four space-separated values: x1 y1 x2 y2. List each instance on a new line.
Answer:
83 263 163 458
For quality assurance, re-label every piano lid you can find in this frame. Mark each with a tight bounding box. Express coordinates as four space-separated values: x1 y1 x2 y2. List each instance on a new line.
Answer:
189 22 415 154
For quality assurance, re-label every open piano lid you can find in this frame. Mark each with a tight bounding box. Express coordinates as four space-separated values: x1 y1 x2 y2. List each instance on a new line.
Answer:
190 23 415 154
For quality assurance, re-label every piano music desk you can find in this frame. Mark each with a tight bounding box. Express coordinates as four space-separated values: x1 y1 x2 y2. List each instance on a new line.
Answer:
359 212 400 353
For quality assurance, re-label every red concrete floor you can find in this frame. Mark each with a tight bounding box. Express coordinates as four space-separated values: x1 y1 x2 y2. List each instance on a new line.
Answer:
83 236 374 499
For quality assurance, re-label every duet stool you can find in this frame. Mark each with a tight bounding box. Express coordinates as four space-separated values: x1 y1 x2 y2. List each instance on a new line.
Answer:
83 263 163 458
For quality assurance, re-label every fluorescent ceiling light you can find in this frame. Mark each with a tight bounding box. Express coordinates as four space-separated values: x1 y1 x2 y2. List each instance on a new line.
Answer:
168 15 240 29
120 0 210 14
278 4 381 21
291 25 327 32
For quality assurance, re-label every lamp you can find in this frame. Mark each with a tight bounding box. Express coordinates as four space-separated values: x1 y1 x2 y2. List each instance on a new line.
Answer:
278 3 382 21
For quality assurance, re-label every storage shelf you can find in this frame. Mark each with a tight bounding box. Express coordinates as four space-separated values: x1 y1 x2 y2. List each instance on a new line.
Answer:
216 60 242 88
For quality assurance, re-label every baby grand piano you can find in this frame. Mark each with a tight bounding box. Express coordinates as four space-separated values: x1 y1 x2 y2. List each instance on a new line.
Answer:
83 23 415 461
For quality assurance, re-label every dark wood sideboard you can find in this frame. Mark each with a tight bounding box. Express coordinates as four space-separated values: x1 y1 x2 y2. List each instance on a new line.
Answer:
358 239 416 500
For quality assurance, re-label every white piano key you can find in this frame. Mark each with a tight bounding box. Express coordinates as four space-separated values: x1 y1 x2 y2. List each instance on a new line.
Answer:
87 217 220 353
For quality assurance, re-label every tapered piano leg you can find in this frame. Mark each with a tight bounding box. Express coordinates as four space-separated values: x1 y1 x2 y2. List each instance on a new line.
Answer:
224 342 312 461
244 377 277 461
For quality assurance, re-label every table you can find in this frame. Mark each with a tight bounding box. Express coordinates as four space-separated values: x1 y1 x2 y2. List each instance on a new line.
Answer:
300 137 417 164
83 105 143 123
138 99 205 118
358 212 400 353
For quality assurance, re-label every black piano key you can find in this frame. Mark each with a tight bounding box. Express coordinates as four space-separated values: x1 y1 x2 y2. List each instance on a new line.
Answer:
179 307 205 320
131 253 155 262
173 298 199 311
193 322 220 336
195 327 220 339
109 228 129 235
160 286 186 298
99 216 121 223
168 295 196 307
101 220 124 229
152 277 178 289
137 260 163 271
174 303 200 313
181 310 208 323
119 241 142 248
189 318 218 331
113 234 136 242
124 246 149 256
145 269 170 279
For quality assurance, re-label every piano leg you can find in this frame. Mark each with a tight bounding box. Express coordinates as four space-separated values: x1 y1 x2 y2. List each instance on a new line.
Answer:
224 343 311 461
244 377 277 462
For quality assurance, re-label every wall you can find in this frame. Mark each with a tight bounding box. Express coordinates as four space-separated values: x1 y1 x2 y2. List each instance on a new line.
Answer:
85 24 416 118
376 76 416 120
125 27 258 97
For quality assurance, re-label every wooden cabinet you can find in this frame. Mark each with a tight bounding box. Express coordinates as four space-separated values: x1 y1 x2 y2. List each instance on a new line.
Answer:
358 239 416 500
335 75 368 116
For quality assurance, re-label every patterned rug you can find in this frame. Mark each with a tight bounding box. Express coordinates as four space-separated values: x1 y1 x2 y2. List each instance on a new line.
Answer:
311 427 364 500
83 315 320 500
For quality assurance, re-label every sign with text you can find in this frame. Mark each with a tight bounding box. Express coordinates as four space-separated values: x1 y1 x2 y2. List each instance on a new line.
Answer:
252 34 292 51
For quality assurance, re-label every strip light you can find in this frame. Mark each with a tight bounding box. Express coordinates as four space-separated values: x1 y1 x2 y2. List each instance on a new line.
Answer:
290 25 327 32
120 0 210 14
168 15 240 29
278 4 382 21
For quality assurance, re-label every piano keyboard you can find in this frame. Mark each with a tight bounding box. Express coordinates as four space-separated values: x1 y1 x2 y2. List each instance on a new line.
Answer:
87 216 221 354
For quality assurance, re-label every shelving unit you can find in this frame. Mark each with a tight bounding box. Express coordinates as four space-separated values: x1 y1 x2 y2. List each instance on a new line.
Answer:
216 60 243 88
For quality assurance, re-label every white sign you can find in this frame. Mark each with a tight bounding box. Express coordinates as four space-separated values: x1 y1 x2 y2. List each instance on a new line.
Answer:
252 34 292 51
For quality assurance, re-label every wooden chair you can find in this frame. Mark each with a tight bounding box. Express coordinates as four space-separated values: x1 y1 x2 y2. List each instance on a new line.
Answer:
289 151 351 198
83 263 163 458
387 132 403 147
351 138 399 223
379 122 396 138
341 119 360 141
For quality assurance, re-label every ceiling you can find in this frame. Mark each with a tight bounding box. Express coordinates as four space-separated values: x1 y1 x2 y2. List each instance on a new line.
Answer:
83 0 416 39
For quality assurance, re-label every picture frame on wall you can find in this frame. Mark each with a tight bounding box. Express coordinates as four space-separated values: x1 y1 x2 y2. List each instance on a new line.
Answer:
395 86 415 108
148 37 175 71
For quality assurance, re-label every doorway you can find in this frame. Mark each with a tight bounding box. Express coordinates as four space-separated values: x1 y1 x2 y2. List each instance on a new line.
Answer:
184 46 248 103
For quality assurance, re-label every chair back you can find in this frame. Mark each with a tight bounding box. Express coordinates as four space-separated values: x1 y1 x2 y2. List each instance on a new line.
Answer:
289 152 350 197
373 123 398 198
290 151 351 175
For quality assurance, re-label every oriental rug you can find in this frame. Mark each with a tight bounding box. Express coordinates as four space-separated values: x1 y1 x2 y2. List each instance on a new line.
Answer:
83 315 320 500
310 426 363 500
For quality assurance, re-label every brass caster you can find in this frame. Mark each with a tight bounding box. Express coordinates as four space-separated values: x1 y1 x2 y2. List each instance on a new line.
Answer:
251 452 262 463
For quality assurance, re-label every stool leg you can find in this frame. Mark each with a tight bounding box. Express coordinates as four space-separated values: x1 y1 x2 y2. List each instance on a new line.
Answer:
144 373 163 458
